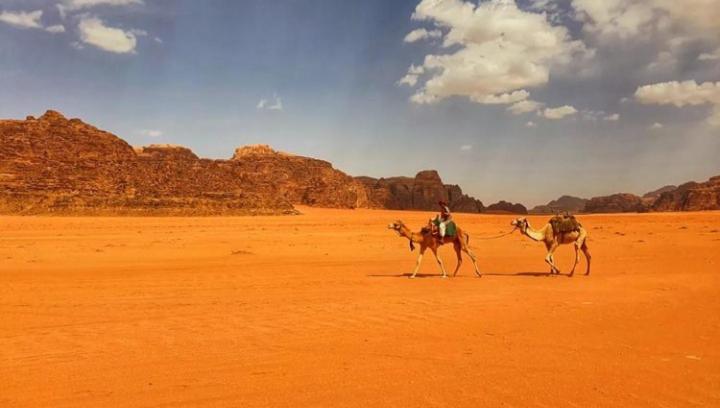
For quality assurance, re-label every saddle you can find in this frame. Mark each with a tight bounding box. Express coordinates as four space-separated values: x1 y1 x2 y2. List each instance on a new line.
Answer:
549 213 581 236
429 217 458 238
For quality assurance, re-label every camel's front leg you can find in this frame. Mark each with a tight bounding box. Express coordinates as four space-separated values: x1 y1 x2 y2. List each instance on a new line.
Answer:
431 248 448 278
545 242 561 275
410 248 426 279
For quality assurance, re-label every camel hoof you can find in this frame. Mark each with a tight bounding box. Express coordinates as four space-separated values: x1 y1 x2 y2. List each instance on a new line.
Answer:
441 275 448 279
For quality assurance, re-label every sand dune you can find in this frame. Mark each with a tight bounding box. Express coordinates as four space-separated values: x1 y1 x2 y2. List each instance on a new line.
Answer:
2 208 719 407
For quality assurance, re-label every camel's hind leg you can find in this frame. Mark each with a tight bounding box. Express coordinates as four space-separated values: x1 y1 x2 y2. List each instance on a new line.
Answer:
460 236 481 277
452 242 463 277
431 247 448 278
570 230 588 277
581 241 591 276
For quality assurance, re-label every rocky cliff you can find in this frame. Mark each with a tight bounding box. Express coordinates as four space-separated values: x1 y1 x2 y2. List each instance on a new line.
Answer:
485 200 528 214
356 170 485 213
529 195 588 214
0 111 364 215
651 177 720 211
584 193 648 213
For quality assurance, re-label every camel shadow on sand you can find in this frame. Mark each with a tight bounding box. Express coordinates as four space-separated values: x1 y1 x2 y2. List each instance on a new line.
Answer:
367 271 561 279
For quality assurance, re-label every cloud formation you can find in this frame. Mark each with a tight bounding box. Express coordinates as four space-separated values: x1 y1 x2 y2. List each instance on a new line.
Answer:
402 0 588 106
0 10 43 29
78 16 138 54
138 129 163 137
541 105 578 119
404 28 443 43
257 95 284 111
64 0 144 10
635 80 720 126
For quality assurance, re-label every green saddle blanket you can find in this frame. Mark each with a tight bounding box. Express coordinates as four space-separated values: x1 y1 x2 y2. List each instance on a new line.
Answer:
433 218 457 237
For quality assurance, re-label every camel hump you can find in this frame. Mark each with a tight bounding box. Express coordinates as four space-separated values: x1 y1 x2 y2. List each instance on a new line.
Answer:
549 214 581 236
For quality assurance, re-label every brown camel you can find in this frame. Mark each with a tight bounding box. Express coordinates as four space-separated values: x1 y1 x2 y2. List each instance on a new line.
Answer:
510 217 591 276
387 220 481 278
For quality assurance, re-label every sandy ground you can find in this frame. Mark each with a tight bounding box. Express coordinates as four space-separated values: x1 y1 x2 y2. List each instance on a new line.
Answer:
1 207 719 407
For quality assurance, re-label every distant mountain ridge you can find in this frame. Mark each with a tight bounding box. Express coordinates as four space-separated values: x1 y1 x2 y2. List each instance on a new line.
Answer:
0 111 716 215
0 110 525 215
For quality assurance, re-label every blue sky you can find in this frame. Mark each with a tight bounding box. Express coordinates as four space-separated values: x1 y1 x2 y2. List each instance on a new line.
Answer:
1 0 719 206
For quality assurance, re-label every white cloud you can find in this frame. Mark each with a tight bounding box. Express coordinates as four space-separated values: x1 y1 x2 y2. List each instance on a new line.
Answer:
460 144 472 151
403 0 588 105
0 10 43 29
541 105 578 119
257 95 283 111
526 121 537 128
650 122 664 129
64 0 144 10
138 129 163 137
404 28 443 43
635 80 720 127
46 25 66 34
604 113 620 121
508 99 544 115
698 48 720 61
397 65 425 87
573 0 720 42
78 16 137 54
472 90 528 105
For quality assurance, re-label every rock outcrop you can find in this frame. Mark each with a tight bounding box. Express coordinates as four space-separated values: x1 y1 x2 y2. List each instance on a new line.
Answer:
357 170 484 213
652 177 720 211
485 200 528 214
230 145 369 208
530 195 588 214
642 185 677 205
0 111 364 215
584 193 647 213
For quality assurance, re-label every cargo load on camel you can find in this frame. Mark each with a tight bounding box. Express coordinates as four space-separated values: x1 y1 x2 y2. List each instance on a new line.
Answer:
548 214 582 236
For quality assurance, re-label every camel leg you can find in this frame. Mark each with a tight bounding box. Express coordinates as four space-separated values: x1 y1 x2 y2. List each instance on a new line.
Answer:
431 247 448 278
545 242 561 275
581 242 592 276
545 242 555 275
411 247 426 279
462 245 481 277
569 244 579 277
452 242 463 277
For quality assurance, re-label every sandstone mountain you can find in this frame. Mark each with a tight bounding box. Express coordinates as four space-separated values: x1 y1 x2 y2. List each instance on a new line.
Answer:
0 111 362 214
529 195 588 214
642 185 677 205
651 177 720 211
356 170 486 213
484 200 528 214
584 193 647 213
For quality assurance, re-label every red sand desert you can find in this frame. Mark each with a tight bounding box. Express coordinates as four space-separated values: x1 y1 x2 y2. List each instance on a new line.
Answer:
2 207 719 407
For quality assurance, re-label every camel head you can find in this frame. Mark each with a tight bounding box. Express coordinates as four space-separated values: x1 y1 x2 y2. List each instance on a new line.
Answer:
511 217 528 232
388 220 406 235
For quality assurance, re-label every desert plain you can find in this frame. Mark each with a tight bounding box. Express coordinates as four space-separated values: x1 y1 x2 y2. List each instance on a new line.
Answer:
1 207 719 407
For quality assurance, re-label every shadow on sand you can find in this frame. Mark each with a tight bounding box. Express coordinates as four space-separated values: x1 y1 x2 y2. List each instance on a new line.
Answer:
367 271 556 278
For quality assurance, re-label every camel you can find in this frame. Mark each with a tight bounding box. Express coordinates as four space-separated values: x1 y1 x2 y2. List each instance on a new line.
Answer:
387 220 481 279
510 217 591 276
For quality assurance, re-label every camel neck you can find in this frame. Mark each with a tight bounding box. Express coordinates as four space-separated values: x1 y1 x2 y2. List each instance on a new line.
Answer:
523 223 545 241
400 226 423 243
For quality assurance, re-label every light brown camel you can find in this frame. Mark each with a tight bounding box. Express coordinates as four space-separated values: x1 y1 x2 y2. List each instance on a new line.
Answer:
510 217 591 276
387 220 481 279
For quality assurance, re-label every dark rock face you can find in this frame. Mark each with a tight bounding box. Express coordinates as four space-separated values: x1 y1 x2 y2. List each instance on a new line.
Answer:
584 193 647 213
652 177 720 211
485 200 528 214
357 171 484 213
530 195 588 214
